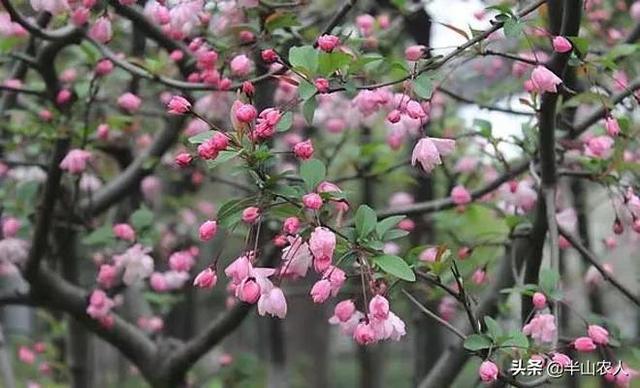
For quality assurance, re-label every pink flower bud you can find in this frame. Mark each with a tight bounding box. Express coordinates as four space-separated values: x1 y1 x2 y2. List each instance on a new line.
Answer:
604 116 620 136
573 336 597 352
451 185 472 205
532 292 547 309
71 8 90 25
97 264 118 288
170 50 184 62
551 353 571 367
230 54 252 77
2 217 20 237
117 92 142 113
261 49 278 63
175 153 192 167
236 278 261 303
293 139 314 160
56 89 72 105
405 45 426 61
193 267 217 289
317 34 340 52
39 109 53 122
113 223 136 241
587 324 609 345
89 16 113 43
242 81 255 96
166 95 191 115
387 109 401 123
478 360 499 382
314 78 329 93
198 220 218 241
95 59 114 76
369 295 389 320
18 346 35 365
282 217 300 235
302 193 323 210
552 36 572 53
242 207 260 224
235 103 258 123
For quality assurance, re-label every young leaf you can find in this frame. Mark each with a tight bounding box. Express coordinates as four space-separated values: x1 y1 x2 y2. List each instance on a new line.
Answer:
298 80 316 101
131 206 154 230
355 205 377 238
463 334 493 351
277 111 293 132
484 316 503 339
413 73 434 100
188 131 214 145
299 159 326 191
539 268 559 296
288 45 319 74
376 215 406 237
302 97 317 124
373 255 415 282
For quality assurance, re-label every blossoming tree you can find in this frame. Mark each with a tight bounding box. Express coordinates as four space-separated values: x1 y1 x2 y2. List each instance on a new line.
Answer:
0 0 640 386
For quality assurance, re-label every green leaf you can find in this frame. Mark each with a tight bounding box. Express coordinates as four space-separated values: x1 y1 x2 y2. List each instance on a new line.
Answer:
473 118 492 137
299 159 326 191
539 268 560 297
382 229 409 241
373 255 415 281
265 11 300 32
355 205 377 238
500 331 529 348
298 80 316 100
131 206 154 230
318 52 352 76
302 97 317 124
277 111 293 132
83 225 114 246
288 45 319 74
376 215 406 237
413 73 434 100
569 36 589 58
484 316 503 339
463 334 493 351
503 17 522 38
205 150 240 169
188 131 214 144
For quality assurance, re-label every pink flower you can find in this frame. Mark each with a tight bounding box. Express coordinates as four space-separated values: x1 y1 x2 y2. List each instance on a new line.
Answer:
86 289 115 320
633 1 640 21
236 278 261 303
451 185 472 205
255 108 282 139
552 36 572 53
242 207 261 224
604 116 620 136
230 54 252 77
18 346 36 364
198 220 218 241
356 14 375 36
584 135 614 158
293 140 314 160
280 236 312 278
471 269 486 285
587 324 609 345
354 322 376 345
522 313 556 343
168 250 195 272
113 223 136 241
529 66 562 93
89 16 113 43
2 217 20 237
193 267 217 289
302 193 323 210
573 336 597 352
30 0 69 15
235 103 257 123
369 295 389 320
167 95 191 115
551 353 571 367
332 300 356 322
532 292 547 309
309 227 335 273
95 59 114 76
405 45 426 61
113 244 154 285
411 137 456 173
282 217 300 235
117 92 142 113
258 287 287 318
419 247 438 262
59 149 92 174
478 361 499 382
225 255 253 285
310 279 332 303
71 7 89 25
317 34 340 52
405 100 427 120
325 266 345 296
97 264 118 288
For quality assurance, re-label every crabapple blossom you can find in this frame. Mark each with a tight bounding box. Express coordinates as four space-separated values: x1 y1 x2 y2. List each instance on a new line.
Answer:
193 268 217 289
199 220 218 241
478 361 499 382
411 137 456 173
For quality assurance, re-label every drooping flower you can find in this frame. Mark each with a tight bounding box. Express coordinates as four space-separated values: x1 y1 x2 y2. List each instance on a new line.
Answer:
309 227 336 273
198 220 218 241
411 137 456 173
552 36 572 53
89 16 113 43
60 149 92 174
166 95 191 115
113 244 154 285
258 287 287 318
528 66 562 93
523 313 557 343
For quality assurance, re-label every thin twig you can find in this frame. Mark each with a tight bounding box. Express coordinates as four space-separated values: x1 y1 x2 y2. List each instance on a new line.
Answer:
402 289 467 341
